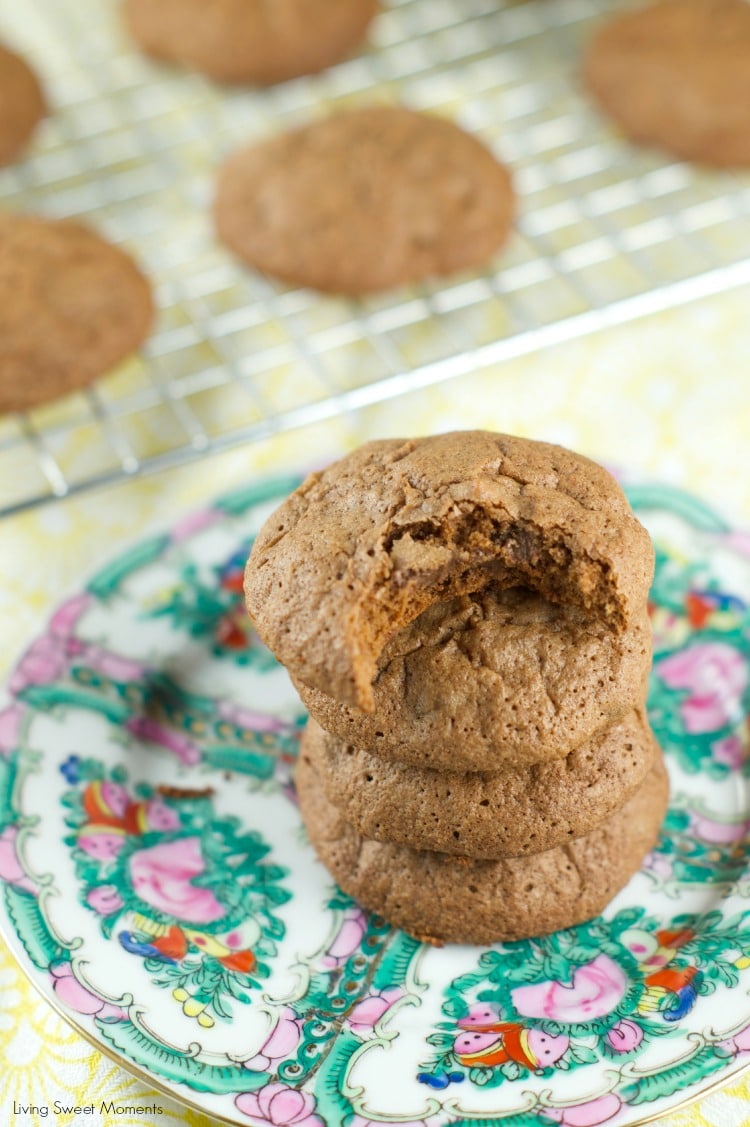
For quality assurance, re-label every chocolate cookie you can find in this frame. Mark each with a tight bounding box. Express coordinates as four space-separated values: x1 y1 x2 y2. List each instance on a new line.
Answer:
297 749 669 945
124 0 378 86
583 0 750 167
296 586 652 769
214 107 514 294
245 433 655 711
0 44 46 166
302 709 658 859
0 214 153 414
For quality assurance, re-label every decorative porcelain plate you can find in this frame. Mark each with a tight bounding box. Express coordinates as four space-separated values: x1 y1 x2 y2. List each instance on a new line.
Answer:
1 474 749 1127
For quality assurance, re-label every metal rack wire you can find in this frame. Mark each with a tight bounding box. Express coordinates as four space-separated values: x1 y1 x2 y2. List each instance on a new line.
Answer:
1 0 749 517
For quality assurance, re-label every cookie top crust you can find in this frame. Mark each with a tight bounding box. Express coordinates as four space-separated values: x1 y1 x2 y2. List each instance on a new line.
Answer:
297 586 651 768
296 747 669 945
302 709 657 859
124 0 379 86
0 43 46 166
0 214 153 413
583 0 750 167
214 107 514 294
245 432 654 710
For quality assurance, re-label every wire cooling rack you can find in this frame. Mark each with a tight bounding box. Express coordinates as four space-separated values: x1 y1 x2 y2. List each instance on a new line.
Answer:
1 0 749 517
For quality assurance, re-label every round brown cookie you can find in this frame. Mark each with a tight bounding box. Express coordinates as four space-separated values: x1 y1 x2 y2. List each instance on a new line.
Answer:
583 0 750 167
0 214 153 414
245 432 654 711
214 107 514 294
123 0 379 86
296 748 669 946
297 585 652 769
0 44 46 166
302 709 658 859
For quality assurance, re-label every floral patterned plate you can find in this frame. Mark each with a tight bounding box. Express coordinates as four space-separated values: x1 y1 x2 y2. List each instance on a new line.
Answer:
1 474 749 1127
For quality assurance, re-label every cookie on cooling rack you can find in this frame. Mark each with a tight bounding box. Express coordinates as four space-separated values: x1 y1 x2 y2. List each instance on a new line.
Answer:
296 741 669 946
0 43 46 166
296 586 652 770
244 431 654 711
0 214 153 413
300 709 658 859
123 0 379 85
214 107 515 294
583 0 750 167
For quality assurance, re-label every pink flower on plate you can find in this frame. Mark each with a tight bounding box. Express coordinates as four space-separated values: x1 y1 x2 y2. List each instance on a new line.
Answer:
691 810 750 844
0 704 23 756
642 850 672 881
235 1083 324 1127
244 1007 303 1071
717 1023 750 1056
84 645 146 683
322 909 367 968
710 734 745 771
9 634 70 694
347 987 404 1036
128 837 225 923
657 642 748 733
50 962 126 1021
126 716 201 766
218 702 290 735
0 825 36 894
86 885 124 916
541 1093 622 1126
512 955 627 1023
49 593 91 637
605 1018 644 1053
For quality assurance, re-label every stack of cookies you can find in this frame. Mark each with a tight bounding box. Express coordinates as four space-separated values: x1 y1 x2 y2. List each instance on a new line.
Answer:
244 431 669 945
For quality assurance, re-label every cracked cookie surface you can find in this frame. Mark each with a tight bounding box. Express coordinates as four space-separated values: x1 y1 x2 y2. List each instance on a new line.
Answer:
245 432 654 711
297 748 669 945
302 709 657 858
297 585 652 767
124 0 378 85
215 107 514 294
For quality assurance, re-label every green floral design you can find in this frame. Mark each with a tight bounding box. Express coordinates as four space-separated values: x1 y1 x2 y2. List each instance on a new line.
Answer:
645 544 750 779
62 758 291 1025
648 803 749 893
419 907 750 1091
145 544 277 669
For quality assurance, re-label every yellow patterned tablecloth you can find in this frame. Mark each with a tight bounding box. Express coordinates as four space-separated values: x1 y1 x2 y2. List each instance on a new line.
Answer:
1 289 750 1127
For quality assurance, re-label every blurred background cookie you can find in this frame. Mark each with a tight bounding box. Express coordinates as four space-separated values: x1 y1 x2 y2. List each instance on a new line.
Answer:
123 0 379 85
0 214 153 413
215 107 514 294
0 42 46 166
583 0 750 167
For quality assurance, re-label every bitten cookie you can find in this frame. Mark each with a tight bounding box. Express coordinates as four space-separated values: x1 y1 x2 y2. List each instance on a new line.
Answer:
302 710 658 859
297 748 669 946
0 43 46 166
0 214 153 413
297 585 652 769
245 432 655 711
583 0 750 167
123 0 378 86
214 107 514 294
